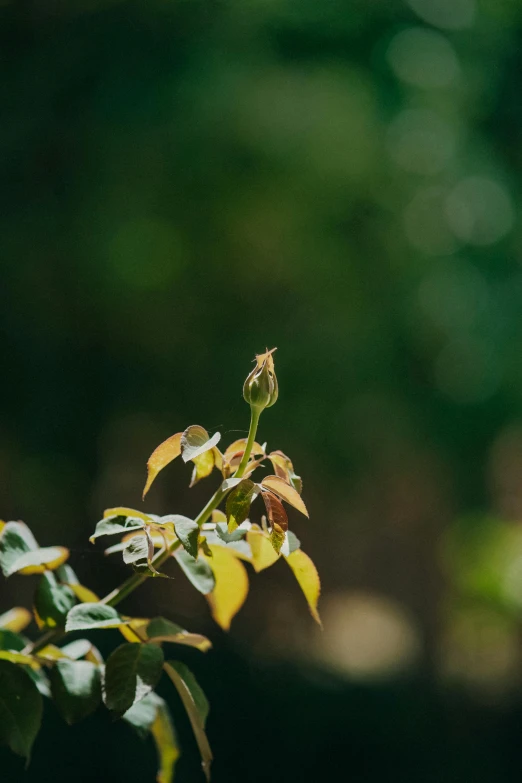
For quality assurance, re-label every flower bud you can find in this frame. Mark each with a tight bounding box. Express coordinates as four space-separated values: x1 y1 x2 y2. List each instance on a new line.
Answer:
243 349 278 411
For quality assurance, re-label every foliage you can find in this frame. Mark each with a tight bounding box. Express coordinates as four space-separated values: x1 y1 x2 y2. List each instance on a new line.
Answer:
0 351 320 781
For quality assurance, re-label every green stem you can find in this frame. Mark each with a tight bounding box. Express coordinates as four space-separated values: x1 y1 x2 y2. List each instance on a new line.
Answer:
234 407 261 479
26 408 261 654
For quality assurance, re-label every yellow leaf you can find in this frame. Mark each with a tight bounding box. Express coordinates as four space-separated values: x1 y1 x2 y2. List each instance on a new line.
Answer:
0 607 32 632
205 545 249 631
10 546 70 576
223 439 265 460
0 650 38 668
211 510 227 525
285 549 321 626
0 520 5 532
67 583 100 603
143 433 183 499
104 507 153 523
246 530 279 572
190 449 215 487
152 701 180 783
261 475 308 517
119 618 149 643
36 645 69 662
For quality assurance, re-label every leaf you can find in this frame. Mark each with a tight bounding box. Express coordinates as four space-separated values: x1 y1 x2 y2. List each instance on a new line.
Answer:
55 564 100 603
0 521 38 577
123 691 163 737
50 660 101 725
146 617 212 652
0 607 32 633
205 545 249 631
211 510 227 525
60 639 96 661
104 507 153 524
90 515 144 544
181 425 221 464
268 451 302 494
246 530 280 572
261 475 309 517
6 546 69 577
152 700 180 783
171 516 199 559
223 439 264 460
104 643 164 717
173 549 215 595
221 477 243 492
215 522 247 544
143 432 183 499
190 449 216 487
164 661 212 781
34 572 76 629
261 490 288 533
226 479 256 533
0 629 26 653
0 650 38 667
281 530 301 557
65 603 128 632
0 661 42 759
285 549 321 626
269 524 286 555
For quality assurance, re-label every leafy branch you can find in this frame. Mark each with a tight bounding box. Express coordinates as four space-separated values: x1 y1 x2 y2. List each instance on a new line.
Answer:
0 350 321 782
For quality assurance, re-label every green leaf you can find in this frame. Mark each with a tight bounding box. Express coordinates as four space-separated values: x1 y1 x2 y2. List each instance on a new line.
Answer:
171 516 199 559
0 660 43 759
60 639 94 660
146 617 211 652
143 432 183 499
215 522 247 543
164 660 212 781
152 700 180 783
34 572 76 629
50 660 101 725
90 515 144 544
104 642 164 717
123 691 162 737
0 522 38 577
65 603 128 632
6 546 69 577
0 607 32 632
181 425 221 463
281 530 301 557
173 549 215 595
226 479 256 532
122 531 166 577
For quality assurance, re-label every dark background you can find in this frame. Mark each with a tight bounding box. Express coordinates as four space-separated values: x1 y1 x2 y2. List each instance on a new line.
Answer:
3 0 522 780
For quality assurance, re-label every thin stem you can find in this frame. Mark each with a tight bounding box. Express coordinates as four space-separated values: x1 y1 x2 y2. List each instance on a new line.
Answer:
26 408 262 654
234 407 261 479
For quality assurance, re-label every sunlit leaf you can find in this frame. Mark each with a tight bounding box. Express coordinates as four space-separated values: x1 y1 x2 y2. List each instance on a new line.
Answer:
104 507 153 523
285 549 321 626
6 546 69 576
173 549 215 595
65 603 129 632
0 521 38 577
119 618 150 643
146 617 212 652
122 531 167 577
211 510 227 525
36 645 70 662
0 607 32 633
0 650 38 667
269 523 285 555
90 515 144 543
261 475 309 517
50 659 101 725
268 451 302 494
246 530 280 572
123 691 163 737
171 516 199 559
190 449 215 487
164 660 212 781
60 639 99 661
205 545 249 631
261 490 288 535
224 439 265 460
34 572 76 629
215 522 247 544
143 432 183 499
181 425 221 464
0 661 42 759
152 700 180 783
104 642 164 717
221 477 243 491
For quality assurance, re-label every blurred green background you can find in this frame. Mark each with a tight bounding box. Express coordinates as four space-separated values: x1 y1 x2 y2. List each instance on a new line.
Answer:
3 0 522 779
